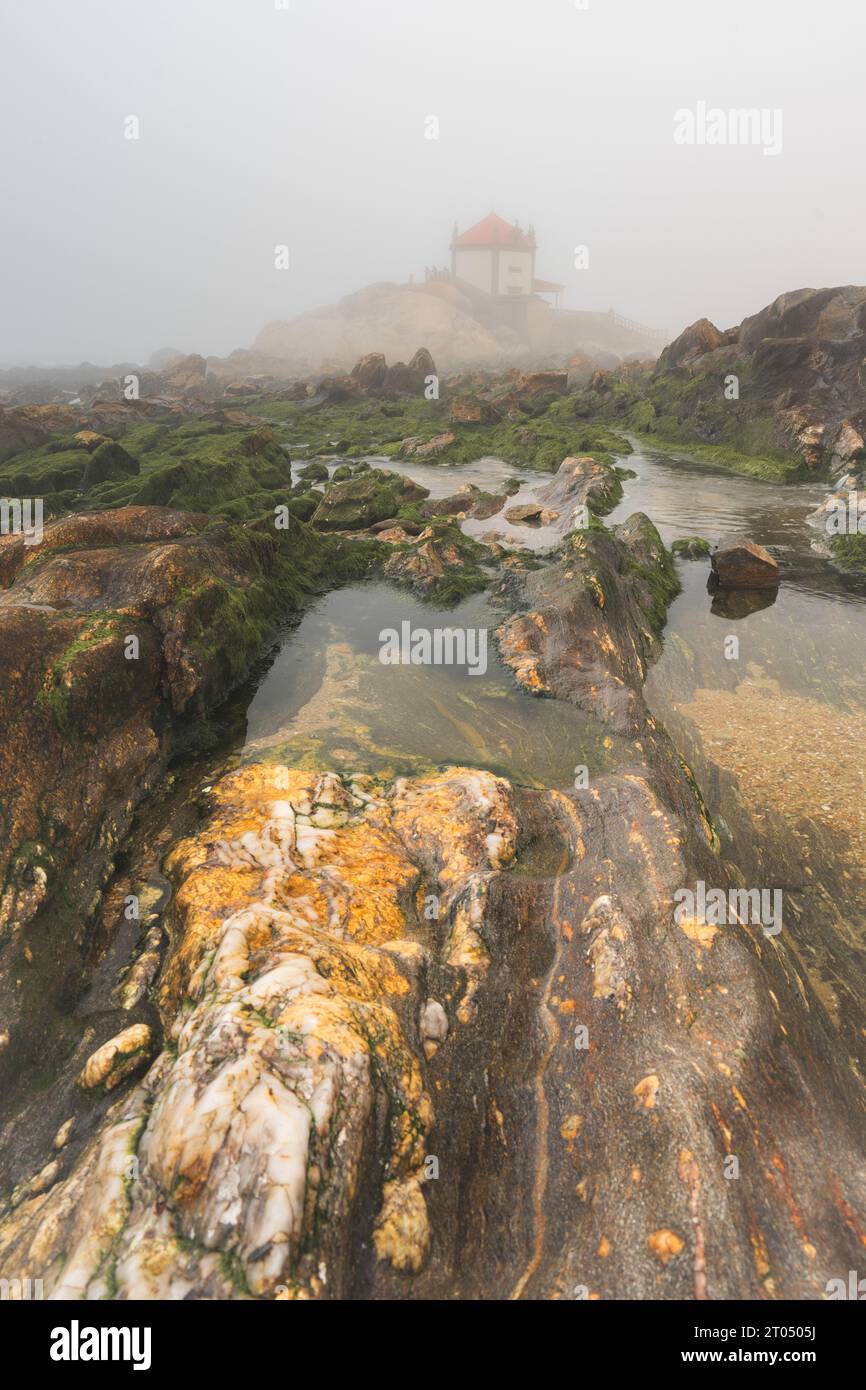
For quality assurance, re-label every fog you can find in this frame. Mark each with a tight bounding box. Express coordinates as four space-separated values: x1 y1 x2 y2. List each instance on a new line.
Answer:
1 0 863 365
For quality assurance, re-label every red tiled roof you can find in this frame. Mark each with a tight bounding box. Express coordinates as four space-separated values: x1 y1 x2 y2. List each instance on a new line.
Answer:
452 213 535 249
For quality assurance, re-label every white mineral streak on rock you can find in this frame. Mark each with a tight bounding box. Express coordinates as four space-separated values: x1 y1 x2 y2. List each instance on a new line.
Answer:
78 1023 154 1092
47 1110 146 1299
0 767 521 1298
420 999 449 1059
447 876 491 1023
52 1117 75 1150
420 999 448 1043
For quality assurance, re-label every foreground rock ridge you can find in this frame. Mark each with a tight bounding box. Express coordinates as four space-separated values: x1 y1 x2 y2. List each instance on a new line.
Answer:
1 502 865 1300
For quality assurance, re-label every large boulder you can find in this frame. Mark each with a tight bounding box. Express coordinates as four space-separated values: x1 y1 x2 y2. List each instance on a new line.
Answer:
711 537 779 589
382 350 437 397
657 317 727 371
538 454 623 517
401 430 456 458
642 286 866 471
313 375 362 405
311 468 428 531
449 395 500 425
516 369 568 399
350 352 387 391
161 353 209 399
408 346 436 381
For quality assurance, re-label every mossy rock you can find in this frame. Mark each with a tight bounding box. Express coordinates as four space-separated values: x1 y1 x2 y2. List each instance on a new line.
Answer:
298 460 329 482
613 512 680 631
829 533 866 575
311 469 429 531
672 536 712 559
82 441 139 487
286 494 319 522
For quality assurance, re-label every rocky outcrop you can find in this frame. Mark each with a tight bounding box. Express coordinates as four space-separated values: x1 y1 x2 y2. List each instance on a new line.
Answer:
537 454 623 517
382 349 437 397
656 317 728 370
578 286 866 475
496 513 679 733
0 399 179 464
252 282 503 373
514 369 568 399
350 352 388 392
381 528 481 596
161 353 210 400
0 506 331 945
419 484 505 521
449 395 501 425
311 468 429 531
0 766 521 1297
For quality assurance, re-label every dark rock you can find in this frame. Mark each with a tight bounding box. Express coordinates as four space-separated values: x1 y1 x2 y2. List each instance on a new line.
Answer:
711 538 779 589
81 441 139 487
657 317 726 370
315 376 362 405
350 352 388 391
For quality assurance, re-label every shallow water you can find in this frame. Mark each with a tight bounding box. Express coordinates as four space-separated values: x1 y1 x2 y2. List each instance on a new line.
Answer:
243 582 631 789
608 443 866 914
278 439 866 910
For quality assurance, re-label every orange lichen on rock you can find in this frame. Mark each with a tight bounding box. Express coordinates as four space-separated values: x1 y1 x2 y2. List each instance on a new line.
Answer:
633 1074 660 1110
648 1228 685 1264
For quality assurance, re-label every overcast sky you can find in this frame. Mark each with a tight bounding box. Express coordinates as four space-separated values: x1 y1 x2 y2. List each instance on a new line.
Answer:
1 0 863 364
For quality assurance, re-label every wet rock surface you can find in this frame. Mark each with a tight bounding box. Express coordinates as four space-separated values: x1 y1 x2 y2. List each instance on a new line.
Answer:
711 538 780 589
3 745 864 1298
495 512 679 733
0 505 331 947
1 499 863 1300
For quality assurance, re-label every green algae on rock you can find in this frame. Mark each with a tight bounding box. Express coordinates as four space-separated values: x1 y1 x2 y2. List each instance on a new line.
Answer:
0 505 349 944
